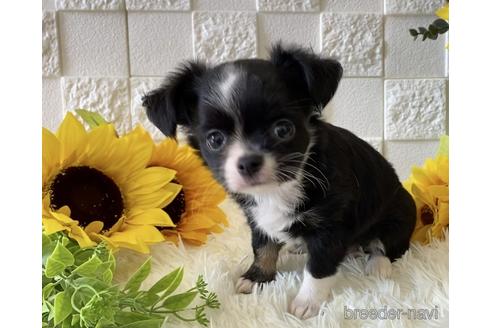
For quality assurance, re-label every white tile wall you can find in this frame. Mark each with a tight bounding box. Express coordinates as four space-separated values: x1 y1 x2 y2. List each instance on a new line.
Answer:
58 11 128 76
384 0 444 15
42 1 448 181
126 0 190 11
321 13 383 76
321 0 382 13
61 77 131 134
258 13 319 58
42 12 60 77
128 12 192 76
385 140 440 180
324 78 383 138
257 0 320 12
193 12 257 64
385 15 446 78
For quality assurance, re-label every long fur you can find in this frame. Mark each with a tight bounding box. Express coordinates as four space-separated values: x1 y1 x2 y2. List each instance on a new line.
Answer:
142 43 417 319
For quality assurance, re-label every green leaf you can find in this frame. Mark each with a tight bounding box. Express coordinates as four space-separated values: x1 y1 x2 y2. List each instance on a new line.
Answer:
73 254 103 277
123 258 152 294
418 27 427 34
114 312 160 325
148 267 182 296
119 319 164 328
42 233 56 266
42 283 55 300
161 267 184 298
433 18 449 32
45 242 75 278
75 109 109 129
73 248 95 266
161 291 198 311
62 317 72 328
428 24 438 35
42 301 49 314
428 32 438 40
74 277 110 293
54 291 73 325
437 135 449 157
71 314 80 326
94 317 117 328
46 301 55 321
102 268 113 284
409 29 418 37
139 293 159 307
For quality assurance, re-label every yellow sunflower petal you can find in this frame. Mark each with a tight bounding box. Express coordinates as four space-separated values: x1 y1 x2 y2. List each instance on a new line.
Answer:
50 210 78 225
107 238 150 254
179 214 221 231
42 128 61 184
179 231 208 245
89 233 117 249
127 187 179 209
161 231 179 245
437 202 449 226
85 221 104 234
196 225 224 234
411 225 432 244
124 167 177 195
160 183 183 208
106 217 125 236
120 126 154 173
111 225 164 243
56 112 87 164
108 225 164 253
411 166 432 188
126 208 175 227
428 185 449 201
57 206 71 217
68 225 96 248
411 184 435 208
84 124 118 169
435 3 448 21
42 218 69 234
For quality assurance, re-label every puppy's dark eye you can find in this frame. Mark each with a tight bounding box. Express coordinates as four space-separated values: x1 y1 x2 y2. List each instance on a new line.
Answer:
272 119 295 140
206 130 226 151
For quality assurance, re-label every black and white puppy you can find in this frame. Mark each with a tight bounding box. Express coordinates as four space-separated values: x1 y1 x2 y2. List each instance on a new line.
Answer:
143 44 416 319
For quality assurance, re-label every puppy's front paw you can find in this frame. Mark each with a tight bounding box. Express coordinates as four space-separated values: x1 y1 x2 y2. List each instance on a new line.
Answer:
365 255 392 278
235 277 255 294
289 294 322 319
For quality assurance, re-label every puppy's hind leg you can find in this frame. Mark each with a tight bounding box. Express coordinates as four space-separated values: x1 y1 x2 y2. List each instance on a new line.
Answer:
364 239 392 279
364 186 416 279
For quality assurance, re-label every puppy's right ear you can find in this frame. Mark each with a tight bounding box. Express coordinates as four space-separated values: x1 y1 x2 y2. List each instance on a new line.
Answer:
142 61 207 137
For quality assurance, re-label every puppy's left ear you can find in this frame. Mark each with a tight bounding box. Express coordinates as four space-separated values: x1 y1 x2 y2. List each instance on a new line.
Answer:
142 61 207 137
270 44 343 110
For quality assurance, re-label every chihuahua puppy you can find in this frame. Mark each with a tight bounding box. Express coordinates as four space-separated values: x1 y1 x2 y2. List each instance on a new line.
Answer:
142 44 416 319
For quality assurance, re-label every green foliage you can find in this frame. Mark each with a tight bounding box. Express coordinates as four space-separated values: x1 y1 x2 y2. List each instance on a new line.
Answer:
437 135 449 157
409 19 449 41
74 109 109 128
42 232 220 327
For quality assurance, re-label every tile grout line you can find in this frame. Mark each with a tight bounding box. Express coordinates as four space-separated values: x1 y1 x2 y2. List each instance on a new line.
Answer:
122 0 134 131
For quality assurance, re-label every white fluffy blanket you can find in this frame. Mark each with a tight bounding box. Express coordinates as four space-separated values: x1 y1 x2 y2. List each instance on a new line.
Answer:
115 199 449 327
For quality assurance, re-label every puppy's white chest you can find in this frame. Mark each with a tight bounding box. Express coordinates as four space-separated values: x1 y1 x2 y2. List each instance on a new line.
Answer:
251 182 303 242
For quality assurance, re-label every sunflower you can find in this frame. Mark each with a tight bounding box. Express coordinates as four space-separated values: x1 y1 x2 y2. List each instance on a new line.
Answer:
42 113 181 253
436 2 449 21
404 154 449 244
150 139 228 245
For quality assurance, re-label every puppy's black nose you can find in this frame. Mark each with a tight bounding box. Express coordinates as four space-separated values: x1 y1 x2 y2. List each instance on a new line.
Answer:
237 154 264 177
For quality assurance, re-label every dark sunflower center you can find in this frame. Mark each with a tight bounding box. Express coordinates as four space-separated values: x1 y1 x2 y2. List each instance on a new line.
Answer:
163 180 186 225
420 205 434 225
50 166 124 229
